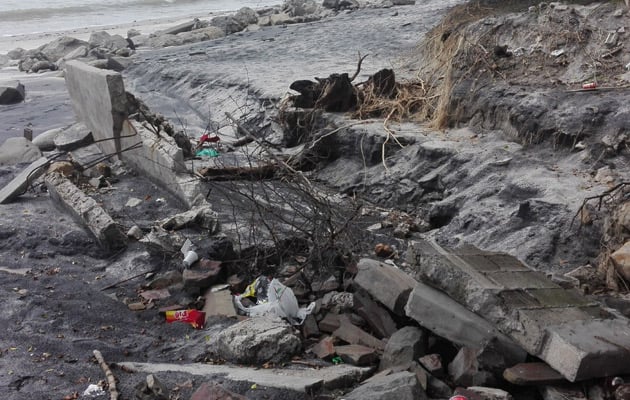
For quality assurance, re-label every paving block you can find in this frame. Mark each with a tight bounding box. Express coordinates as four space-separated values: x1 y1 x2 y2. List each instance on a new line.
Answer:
0 157 49 204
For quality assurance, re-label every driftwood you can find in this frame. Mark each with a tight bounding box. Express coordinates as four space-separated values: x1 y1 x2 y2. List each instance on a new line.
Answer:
93 350 118 400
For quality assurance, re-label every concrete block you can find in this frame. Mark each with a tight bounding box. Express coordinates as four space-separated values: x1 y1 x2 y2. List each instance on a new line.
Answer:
0 157 50 204
45 172 127 251
354 291 397 339
64 60 131 158
380 326 427 371
354 258 416 315
335 344 377 366
53 123 93 151
343 371 426 400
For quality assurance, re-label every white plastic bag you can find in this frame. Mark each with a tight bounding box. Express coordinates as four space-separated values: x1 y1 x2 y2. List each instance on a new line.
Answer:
234 278 315 325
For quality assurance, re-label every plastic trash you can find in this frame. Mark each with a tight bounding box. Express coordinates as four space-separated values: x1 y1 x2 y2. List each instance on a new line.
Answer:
234 278 315 325
240 275 270 303
164 309 205 329
83 384 106 397
181 239 198 268
196 148 220 158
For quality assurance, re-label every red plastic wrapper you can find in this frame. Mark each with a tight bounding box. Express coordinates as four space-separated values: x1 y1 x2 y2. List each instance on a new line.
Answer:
164 309 205 329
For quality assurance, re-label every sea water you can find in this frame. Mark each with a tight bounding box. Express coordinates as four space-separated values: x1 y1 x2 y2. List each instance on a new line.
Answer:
0 0 280 38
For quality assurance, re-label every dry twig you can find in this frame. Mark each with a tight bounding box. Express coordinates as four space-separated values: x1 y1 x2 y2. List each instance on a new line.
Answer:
93 350 118 400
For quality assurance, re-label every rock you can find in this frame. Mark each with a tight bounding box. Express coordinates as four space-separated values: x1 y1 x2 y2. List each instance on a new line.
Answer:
354 258 415 315
182 260 222 289
427 375 452 399
270 12 293 25
33 127 64 150
284 0 321 16
540 385 587 400
48 161 74 177
159 205 220 232
302 314 320 338
0 81 25 105
0 137 42 165
380 326 427 370
234 7 258 26
157 19 199 35
321 291 353 312
338 0 360 9
38 36 88 62
53 124 93 151
128 302 146 311
202 285 237 317
31 60 57 73
191 383 246 400
391 0 415 4
88 31 129 52
0 157 50 204
135 374 168 400
343 371 426 400
7 47 25 60
503 362 566 386
147 270 182 290
335 344 377 366
210 15 246 34
322 0 339 9
215 317 301 364
318 312 341 333
175 26 226 45
611 241 630 282
127 225 144 240
311 336 336 359
18 51 48 72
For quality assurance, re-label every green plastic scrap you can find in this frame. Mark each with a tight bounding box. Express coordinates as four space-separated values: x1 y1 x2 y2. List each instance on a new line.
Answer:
196 148 219 157
332 356 343 365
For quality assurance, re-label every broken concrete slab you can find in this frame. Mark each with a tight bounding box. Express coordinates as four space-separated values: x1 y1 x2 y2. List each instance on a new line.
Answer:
117 361 372 393
202 286 237 318
343 371 426 400
64 60 132 158
404 281 526 364
503 363 566 386
354 291 397 339
407 239 630 381
215 317 301 364
0 157 50 204
53 122 93 151
380 326 426 371
0 137 42 166
311 336 336 359
448 347 492 387
354 258 416 315
45 172 127 251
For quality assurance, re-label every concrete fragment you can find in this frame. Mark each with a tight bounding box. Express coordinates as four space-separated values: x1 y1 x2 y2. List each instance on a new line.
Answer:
64 61 133 159
183 261 222 289
0 137 42 166
215 317 301 364
128 302 146 311
354 291 397 339
419 354 444 378
335 345 377 366
333 315 385 350
503 363 565 385
0 157 50 204
302 314 320 338
343 371 426 400
139 289 170 301
118 361 371 393
202 285 236 318
319 312 341 333
448 347 492 387
461 387 513 400
191 383 246 400
45 172 127 250
354 258 415 315
380 326 426 370
540 385 588 400
311 336 336 359
159 205 219 232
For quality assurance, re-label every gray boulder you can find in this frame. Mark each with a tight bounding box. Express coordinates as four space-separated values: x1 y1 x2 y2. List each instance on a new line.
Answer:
18 51 49 72
7 48 25 60
0 137 42 166
145 34 186 48
53 123 93 151
38 36 88 63
343 371 426 400
283 0 321 16
30 60 57 73
210 15 246 35
0 81 25 105
88 31 129 52
380 326 427 370
234 7 259 26
215 317 301 364
33 127 64 151
176 26 226 45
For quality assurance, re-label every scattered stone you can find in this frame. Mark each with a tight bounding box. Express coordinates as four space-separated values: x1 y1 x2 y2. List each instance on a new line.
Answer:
127 225 144 240
354 258 415 315
53 124 93 151
333 314 385 350
311 336 336 359
0 157 50 204
32 127 63 150
234 7 259 26
190 383 246 400
0 137 42 166
183 260 222 289
503 363 566 386
380 326 427 370
139 289 170 301
89 31 129 52
159 205 219 232
135 374 168 400
354 291 397 339
322 291 353 312
465 386 513 400
374 243 394 258
343 371 426 400
48 161 74 177
0 81 26 105
319 312 341 333
147 270 182 290
335 344 377 366
216 317 301 364
427 374 453 399
125 197 143 208
128 302 146 311
539 385 587 400
419 354 444 377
